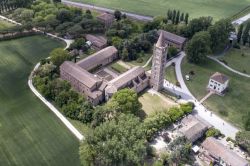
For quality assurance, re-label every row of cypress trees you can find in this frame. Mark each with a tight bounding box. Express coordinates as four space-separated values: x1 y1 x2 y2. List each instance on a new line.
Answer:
0 0 34 14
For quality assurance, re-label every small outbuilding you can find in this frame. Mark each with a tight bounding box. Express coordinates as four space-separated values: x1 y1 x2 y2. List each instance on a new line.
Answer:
207 72 229 95
85 34 107 50
96 12 115 28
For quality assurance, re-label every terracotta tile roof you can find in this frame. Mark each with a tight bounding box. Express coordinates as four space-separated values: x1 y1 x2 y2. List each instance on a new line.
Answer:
210 72 229 84
108 66 145 89
158 30 186 45
76 46 118 71
202 137 249 166
179 115 211 143
97 12 115 21
85 34 107 48
60 61 102 89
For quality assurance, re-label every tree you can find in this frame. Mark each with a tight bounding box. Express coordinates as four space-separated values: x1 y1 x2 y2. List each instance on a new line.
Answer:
186 16 213 38
168 46 178 58
205 128 221 138
180 13 184 22
50 48 70 67
237 24 244 43
108 88 142 115
208 19 234 52
114 10 122 20
185 13 189 24
56 9 73 23
242 22 250 45
236 131 250 155
175 10 180 24
186 31 211 64
79 114 147 166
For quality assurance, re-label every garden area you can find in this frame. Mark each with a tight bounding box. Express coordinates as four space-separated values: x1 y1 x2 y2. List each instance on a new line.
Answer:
218 45 250 74
110 62 128 73
182 57 250 129
0 36 81 166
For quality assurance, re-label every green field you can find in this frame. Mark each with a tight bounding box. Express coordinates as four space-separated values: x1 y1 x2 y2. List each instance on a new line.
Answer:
218 46 250 74
110 62 128 73
72 0 250 20
0 36 81 166
182 57 250 128
0 20 14 30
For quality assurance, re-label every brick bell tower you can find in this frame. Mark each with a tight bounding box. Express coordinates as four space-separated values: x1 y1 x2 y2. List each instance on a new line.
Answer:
150 32 168 91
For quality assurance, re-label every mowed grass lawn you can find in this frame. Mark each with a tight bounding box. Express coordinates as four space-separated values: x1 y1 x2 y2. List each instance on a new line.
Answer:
218 46 250 74
139 92 178 115
0 36 81 166
73 0 250 20
182 57 250 129
165 66 177 85
0 20 14 30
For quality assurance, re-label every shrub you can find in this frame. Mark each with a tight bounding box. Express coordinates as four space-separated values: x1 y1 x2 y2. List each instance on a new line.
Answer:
233 43 240 49
219 109 228 117
136 57 144 63
206 128 221 138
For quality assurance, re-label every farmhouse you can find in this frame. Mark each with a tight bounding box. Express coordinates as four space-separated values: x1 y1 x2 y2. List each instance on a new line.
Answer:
105 66 149 100
158 30 187 50
200 137 249 166
179 115 211 143
85 34 107 50
96 12 115 28
207 72 229 95
77 46 118 71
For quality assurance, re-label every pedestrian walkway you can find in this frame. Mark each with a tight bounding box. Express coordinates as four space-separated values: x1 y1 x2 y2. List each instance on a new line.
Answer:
200 91 214 103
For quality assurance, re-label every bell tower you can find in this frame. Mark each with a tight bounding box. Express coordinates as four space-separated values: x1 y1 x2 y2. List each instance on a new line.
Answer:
150 32 168 91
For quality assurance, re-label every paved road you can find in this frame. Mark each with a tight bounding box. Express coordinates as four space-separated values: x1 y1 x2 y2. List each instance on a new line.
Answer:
232 13 250 25
208 56 250 78
164 52 239 139
62 0 153 21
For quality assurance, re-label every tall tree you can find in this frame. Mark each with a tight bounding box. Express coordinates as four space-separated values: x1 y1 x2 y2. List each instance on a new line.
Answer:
50 48 70 67
175 10 180 24
237 24 244 43
185 13 189 24
180 13 184 22
186 31 211 64
79 114 147 166
114 10 122 20
172 10 176 23
208 19 233 52
242 22 250 45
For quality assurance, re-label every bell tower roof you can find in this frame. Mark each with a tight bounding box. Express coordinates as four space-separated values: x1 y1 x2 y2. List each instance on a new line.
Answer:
156 32 164 47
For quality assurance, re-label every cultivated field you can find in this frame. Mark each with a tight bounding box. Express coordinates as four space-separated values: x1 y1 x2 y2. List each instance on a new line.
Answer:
0 36 81 166
182 57 250 129
72 0 250 20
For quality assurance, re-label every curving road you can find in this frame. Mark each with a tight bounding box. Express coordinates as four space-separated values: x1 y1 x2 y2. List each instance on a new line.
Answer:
163 52 239 139
62 0 153 21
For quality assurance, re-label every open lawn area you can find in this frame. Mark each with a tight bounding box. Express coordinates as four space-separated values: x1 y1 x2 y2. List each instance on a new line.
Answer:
139 92 178 116
110 62 128 73
165 66 177 85
182 57 250 129
0 36 81 166
128 53 152 67
0 20 14 30
72 0 250 20
218 46 250 74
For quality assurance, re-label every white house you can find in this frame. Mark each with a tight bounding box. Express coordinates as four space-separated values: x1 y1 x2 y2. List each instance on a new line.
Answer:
207 72 229 95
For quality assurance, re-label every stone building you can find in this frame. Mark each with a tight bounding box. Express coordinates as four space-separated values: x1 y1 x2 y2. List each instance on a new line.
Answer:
158 30 187 50
207 72 229 95
60 61 106 105
96 12 115 28
60 46 150 105
200 137 249 166
105 66 149 100
179 115 211 143
85 34 107 50
150 32 168 91
77 46 118 71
